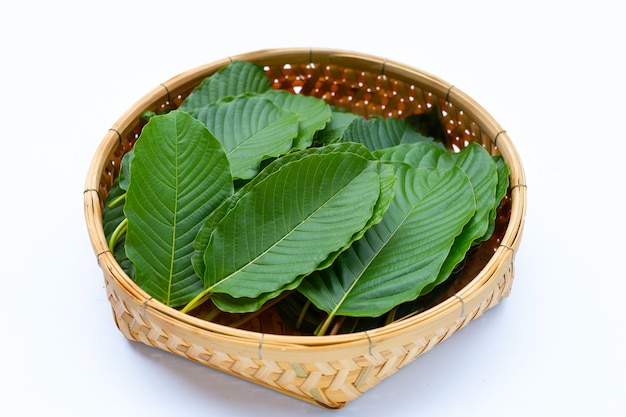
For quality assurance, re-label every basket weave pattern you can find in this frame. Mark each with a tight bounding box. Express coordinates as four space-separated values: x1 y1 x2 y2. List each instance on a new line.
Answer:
84 48 526 409
104 258 514 405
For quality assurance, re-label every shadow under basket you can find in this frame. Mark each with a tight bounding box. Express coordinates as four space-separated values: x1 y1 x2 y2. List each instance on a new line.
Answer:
84 48 527 409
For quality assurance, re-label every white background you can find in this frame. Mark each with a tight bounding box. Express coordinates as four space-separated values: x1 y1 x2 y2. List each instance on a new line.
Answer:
1 1 624 416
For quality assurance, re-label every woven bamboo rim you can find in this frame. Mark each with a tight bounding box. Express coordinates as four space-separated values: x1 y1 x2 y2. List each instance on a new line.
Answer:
84 48 526 409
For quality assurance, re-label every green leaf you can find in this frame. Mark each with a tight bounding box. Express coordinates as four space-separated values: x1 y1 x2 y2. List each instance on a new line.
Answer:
102 150 133 242
261 89 332 149
210 280 299 313
478 155 510 243
178 60 271 112
124 110 233 307
406 100 448 144
298 164 476 327
190 143 395 313
313 109 360 145
103 177 127 242
191 94 299 179
102 177 134 277
190 142 388 281
211 162 395 315
375 142 498 294
118 150 133 191
340 116 445 150
184 150 390 313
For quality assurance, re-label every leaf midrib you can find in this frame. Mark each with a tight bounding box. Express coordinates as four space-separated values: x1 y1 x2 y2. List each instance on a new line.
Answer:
166 123 182 306
207 161 377 294
326 166 475 316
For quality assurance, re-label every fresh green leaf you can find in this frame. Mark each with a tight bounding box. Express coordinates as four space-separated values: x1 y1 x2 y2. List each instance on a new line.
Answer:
406 100 448 144
375 142 499 294
124 110 233 307
178 60 271 112
102 150 133 241
183 150 391 313
102 175 134 278
260 89 332 149
190 143 395 313
313 108 360 145
478 155 510 243
191 94 299 179
298 164 476 330
118 150 133 191
208 159 395 315
103 177 127 242
340 116 445 150
190 142 390 281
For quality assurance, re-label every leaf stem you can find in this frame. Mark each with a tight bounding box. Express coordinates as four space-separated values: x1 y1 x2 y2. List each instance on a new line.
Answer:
202 307 222 322
180 289 212 314
316 312 336 336
295 299 311 330
329 316 346 336
108 218 128 252
385 307 398 325
107 192 126 209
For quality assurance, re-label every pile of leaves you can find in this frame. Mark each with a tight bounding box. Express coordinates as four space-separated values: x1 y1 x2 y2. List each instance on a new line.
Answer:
103 61 509 336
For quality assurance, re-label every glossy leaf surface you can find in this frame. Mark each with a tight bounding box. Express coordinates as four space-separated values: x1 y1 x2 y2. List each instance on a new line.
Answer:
178 60 270 112
192 95 298 179
340 116 445 150
298 163 476 322
375 142 499 293
124 111 233 307
187 150 392 312
261 89 332 149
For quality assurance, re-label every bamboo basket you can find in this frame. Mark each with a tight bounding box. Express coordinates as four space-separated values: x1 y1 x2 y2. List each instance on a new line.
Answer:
84 48 526 409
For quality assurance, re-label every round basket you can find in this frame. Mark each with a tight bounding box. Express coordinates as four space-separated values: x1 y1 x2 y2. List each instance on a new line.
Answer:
84 48 526 409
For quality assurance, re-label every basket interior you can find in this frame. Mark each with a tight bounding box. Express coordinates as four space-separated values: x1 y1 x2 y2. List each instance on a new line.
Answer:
92 57 513 336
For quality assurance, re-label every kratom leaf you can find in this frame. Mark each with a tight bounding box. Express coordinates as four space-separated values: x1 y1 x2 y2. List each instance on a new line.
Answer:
118 150 133 191
102 150 133 243
178 60 271 112
298 164 476 329
190 142 391 281
191 143 396 313
375 142 498 294
210 161 395 315
101 176 134 278
102 177 127 242
313 108 360 145
102 152 135 277
261 89 332 149
406 100 448 143
210 279 300 313
478 155 510 243
103 58 511 336
340 116 445 150
191 95 299 179
182 150 390 313
124 111 233 307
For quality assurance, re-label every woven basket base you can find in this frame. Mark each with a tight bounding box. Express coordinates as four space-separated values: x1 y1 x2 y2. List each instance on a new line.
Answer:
101 250 514 409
